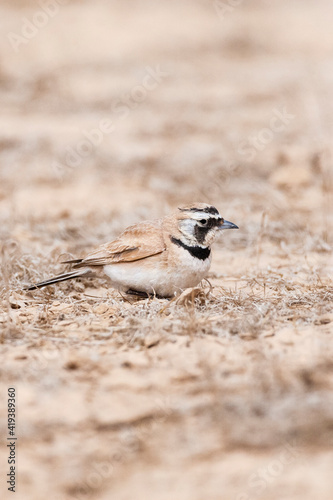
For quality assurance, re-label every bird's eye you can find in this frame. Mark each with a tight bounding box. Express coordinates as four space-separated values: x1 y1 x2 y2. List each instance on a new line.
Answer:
199 219 208 225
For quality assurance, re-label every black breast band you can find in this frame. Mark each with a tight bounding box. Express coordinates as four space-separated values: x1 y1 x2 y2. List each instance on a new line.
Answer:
170 237 211 260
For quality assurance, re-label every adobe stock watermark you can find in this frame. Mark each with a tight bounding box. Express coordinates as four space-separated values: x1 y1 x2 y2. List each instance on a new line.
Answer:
235 439 302 500
52 65 169 178
7 0 69 53
237 106 295 162
214 0 244 20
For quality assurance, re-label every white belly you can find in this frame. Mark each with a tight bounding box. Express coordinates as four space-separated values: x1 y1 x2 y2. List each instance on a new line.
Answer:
103 250 211 297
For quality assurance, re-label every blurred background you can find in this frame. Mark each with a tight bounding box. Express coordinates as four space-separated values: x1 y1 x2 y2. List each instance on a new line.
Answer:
0 1 333 499
1 0 332 248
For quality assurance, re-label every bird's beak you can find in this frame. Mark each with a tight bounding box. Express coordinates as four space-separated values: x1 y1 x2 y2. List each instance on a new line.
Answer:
219 220 239 230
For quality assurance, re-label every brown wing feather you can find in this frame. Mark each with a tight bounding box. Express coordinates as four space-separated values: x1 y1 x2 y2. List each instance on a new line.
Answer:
71 219 166 268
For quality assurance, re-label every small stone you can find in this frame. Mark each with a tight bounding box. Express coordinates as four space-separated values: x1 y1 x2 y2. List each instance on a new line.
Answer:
64 359 80 370
94 303 110 315
9 293 26 309
73 282 85 292
144 333 161 348
314 315 332 326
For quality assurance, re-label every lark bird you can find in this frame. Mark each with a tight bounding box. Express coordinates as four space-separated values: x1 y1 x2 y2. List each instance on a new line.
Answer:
26 203 238 298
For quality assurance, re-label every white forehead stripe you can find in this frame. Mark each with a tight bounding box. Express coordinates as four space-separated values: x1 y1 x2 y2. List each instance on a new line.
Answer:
189 211 221 220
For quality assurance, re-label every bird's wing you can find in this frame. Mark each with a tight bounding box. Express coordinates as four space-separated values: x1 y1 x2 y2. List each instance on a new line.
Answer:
69 220 166 268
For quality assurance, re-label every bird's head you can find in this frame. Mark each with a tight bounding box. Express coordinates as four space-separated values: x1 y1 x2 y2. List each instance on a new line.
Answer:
175 202 238 247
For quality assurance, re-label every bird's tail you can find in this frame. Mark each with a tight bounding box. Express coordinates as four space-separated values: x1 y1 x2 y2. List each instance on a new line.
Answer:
24 269 91 291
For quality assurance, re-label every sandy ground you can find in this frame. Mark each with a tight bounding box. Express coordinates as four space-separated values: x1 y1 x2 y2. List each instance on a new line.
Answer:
0 0 333 499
